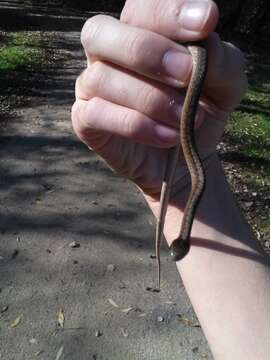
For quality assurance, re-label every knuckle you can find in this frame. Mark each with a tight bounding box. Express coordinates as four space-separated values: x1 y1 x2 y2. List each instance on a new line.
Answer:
80 15 108 50
75 62 106 100
71 98 101 138
87 97 102 119
120 0 134 23
124 31 151 68
86 61 106 95
71 100 83 134
141 86 160 114
123 110 142 138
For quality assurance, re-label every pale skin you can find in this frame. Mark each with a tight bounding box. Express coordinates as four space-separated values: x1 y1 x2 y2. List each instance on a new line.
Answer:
72 0 270 359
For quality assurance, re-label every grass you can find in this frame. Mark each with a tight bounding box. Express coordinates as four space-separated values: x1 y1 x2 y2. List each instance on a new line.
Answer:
223 54 270 242
0 32 46 72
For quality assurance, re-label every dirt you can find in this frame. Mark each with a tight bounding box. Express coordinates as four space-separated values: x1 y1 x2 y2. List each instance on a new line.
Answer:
0 19 213 360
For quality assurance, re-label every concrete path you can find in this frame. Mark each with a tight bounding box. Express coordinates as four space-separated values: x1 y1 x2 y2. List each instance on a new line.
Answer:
0 24 213 360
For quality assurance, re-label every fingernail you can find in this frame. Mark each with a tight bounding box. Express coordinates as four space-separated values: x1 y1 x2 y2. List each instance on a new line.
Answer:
155 125 179 143
163 50 192 82
179 1 211 31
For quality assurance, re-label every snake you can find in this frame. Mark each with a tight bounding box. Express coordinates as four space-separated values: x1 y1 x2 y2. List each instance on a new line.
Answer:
155 42 208 290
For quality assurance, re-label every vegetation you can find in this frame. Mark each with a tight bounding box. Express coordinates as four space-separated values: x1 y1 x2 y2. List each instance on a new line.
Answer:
0 32 46 72
223 55 270 243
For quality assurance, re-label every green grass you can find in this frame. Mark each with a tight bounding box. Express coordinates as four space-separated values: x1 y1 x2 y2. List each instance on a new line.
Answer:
0 32 45 72
224 55 270 239
227 111 270 166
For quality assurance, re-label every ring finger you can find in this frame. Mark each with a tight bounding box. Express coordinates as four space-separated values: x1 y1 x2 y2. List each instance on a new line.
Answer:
75 61 204 129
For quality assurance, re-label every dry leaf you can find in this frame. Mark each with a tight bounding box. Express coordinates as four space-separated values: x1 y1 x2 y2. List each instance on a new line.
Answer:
165 301 176 305
177 314 193 326
1 305 9 313
138 313 146 317
120 328 129 338
11 315 22 328
95 330 102 337
34 350 44 357
58 309 65 328
108 298 119 308
121 307 133 314
55 346 64 360
177 314 201 327
69 241 80 248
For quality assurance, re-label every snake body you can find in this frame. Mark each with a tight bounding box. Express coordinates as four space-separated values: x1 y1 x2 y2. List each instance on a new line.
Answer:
155 43 208 289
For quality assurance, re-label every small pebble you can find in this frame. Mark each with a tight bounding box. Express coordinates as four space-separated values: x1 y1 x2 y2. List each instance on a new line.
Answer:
29 338 38 344
95 330 102 337
69 241 80 248
107 264 115 272
157 316 164 322
73 260 78 264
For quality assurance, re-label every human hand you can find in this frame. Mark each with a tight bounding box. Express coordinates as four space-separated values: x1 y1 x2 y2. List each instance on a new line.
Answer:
72 0 247 197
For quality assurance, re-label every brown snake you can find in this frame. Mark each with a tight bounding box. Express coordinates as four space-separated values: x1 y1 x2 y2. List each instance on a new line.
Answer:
155 42 208 290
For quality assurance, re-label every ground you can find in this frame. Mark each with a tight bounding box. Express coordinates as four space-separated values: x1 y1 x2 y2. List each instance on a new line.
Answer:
0 13 213 360
0 4 269 360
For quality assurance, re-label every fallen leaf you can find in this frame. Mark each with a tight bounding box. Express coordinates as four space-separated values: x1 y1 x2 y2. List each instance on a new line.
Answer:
69 241 80 248
1 305 8 313
165 301 176 305
138 313 146 317
95 330 102 337
121 307 133 314
108 298 119 308
11 315 22 328
177 314 201 327
34 350 44 357
120 328 129 338
58 309 65 328
55 346 64 360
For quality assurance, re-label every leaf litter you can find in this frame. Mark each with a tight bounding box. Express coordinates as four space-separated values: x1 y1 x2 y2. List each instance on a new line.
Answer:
11 315 22 328
57 309 65 328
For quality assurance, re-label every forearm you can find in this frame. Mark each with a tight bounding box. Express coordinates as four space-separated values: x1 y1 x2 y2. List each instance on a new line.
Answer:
146 155 270 360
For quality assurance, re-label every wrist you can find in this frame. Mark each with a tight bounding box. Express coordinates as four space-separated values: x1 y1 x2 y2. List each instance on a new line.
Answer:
144 153 262 256
144 152 219 246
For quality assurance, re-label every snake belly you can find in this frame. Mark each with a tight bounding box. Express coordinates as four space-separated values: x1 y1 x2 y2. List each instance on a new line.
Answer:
155 43 208 289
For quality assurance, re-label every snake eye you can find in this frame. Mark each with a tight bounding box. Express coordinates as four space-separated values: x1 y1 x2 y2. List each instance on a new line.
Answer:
170 239 190 261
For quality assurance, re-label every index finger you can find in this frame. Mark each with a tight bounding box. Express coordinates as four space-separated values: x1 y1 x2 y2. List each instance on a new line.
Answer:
121 0 219 41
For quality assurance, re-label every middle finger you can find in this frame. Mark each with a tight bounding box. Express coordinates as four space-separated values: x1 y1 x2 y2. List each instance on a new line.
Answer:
76 61 204 129
81 15 193 88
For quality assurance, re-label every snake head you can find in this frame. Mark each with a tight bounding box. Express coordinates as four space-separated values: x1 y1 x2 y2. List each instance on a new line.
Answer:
169 239 190 261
